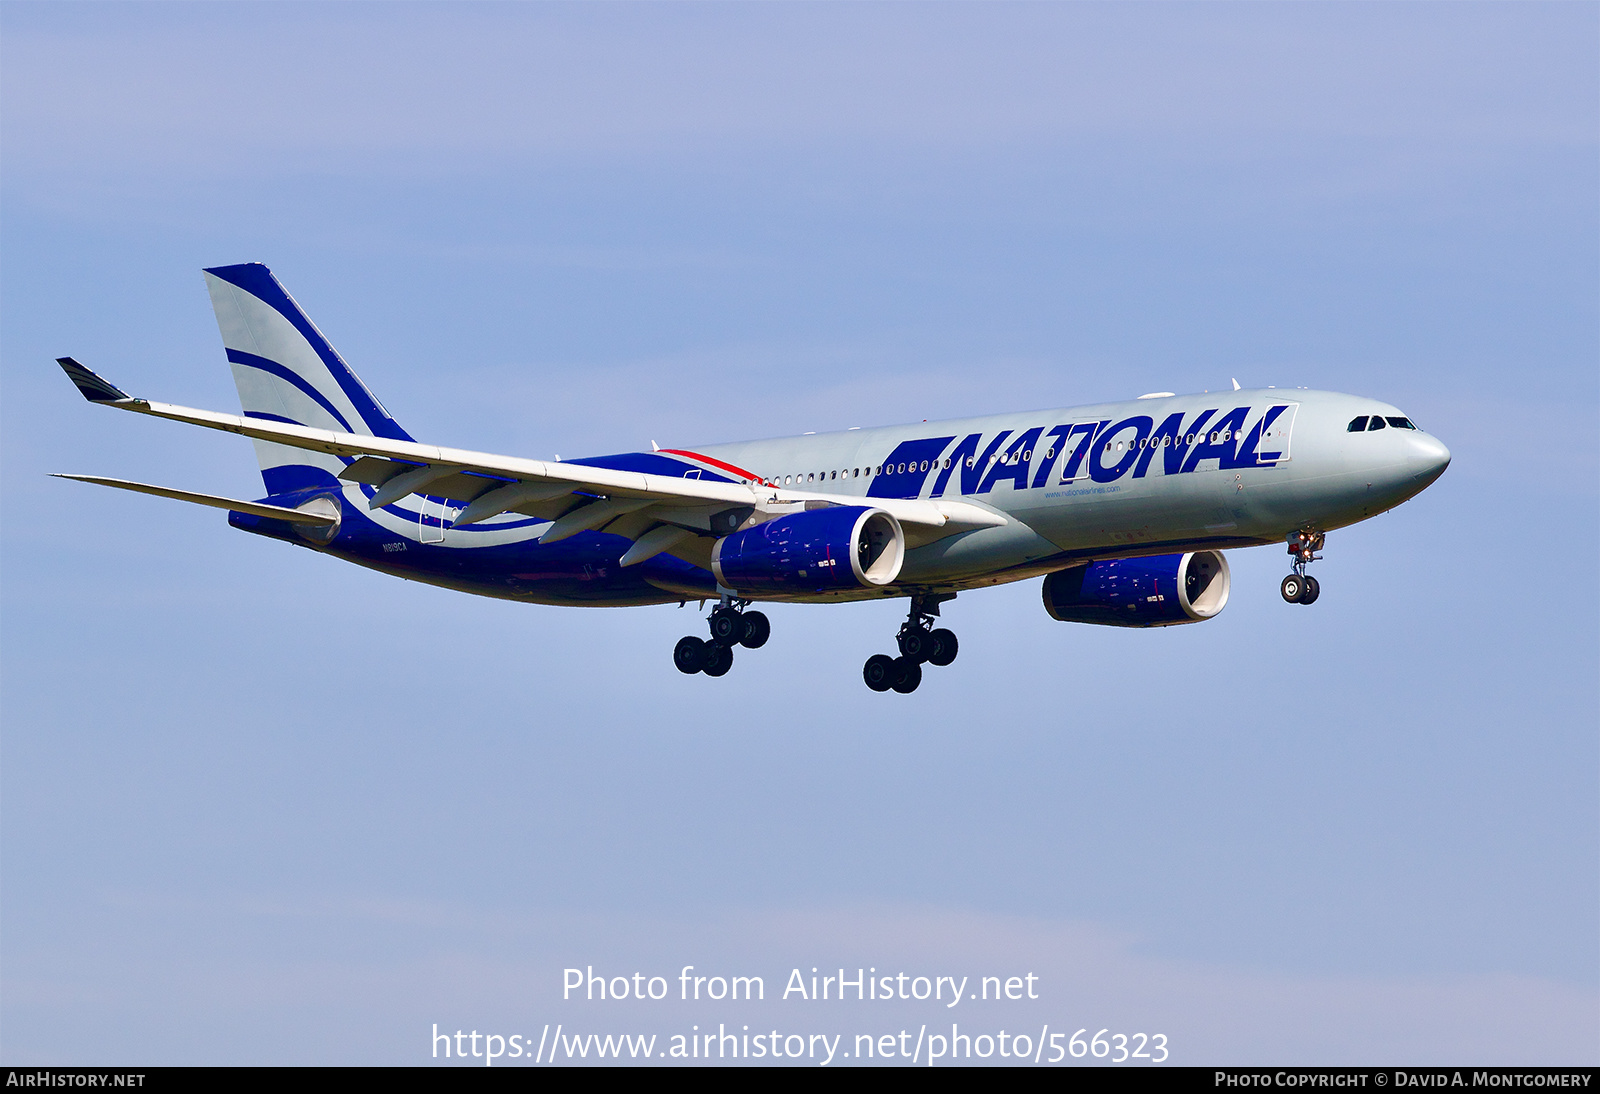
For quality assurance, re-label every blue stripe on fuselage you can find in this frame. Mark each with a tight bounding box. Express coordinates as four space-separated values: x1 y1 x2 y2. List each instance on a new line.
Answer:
869 437 956 499
564 451 735 481
229 485 715 604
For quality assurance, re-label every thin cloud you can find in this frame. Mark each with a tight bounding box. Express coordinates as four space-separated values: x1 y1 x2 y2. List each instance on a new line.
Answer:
3 5 1592 182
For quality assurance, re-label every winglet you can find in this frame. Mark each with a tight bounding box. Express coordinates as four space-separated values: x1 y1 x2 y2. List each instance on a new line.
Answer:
57 358 132 403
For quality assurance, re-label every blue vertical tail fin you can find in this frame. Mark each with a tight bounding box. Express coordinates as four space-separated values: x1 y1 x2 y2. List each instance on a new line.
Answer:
202 262 413 494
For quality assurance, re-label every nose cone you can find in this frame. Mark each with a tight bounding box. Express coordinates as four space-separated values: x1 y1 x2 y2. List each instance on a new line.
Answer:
1406 432 1451 487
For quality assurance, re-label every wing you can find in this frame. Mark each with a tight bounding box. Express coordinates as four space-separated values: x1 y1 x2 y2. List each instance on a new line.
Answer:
56 359 1007 563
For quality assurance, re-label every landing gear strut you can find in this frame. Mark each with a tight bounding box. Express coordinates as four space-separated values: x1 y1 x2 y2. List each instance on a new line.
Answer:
864 593 959 694
1281 530 1324 605
673 596 771 677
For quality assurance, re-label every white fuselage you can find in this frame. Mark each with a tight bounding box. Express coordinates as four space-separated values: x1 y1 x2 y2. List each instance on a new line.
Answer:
679 387 1449 599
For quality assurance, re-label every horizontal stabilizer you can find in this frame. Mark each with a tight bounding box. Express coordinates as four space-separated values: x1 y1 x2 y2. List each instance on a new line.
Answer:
57 358 131 402
52 474 337 526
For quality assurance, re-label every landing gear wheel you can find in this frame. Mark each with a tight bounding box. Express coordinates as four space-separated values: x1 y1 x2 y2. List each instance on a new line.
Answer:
891 657 923 694
897 628 932 663
879 592 957 691
738 610 770 649
863 654 897 692
702 642 733 677
1283 530 1326 606
709 607 742 646
1300 575 1320 605
673 636 707 674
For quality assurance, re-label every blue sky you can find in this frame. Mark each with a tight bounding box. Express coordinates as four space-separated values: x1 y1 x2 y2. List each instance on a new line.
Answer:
2 3 1595 1065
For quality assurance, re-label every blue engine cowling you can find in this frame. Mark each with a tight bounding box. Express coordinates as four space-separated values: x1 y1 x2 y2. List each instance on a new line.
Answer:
1041 551 1230 627
711 506 905 595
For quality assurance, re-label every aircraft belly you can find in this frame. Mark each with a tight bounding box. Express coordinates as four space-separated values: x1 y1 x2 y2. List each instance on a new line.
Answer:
321 523 718 607
1021 473 1251 553
898 520 1064 583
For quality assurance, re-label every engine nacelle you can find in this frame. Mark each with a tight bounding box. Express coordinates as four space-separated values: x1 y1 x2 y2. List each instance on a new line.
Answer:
712 506 904 595
1042 550 1230 627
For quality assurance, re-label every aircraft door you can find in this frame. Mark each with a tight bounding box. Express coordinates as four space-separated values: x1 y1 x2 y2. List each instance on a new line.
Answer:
419 495 447 543
1057 421 1094 483
1257 402 1299 465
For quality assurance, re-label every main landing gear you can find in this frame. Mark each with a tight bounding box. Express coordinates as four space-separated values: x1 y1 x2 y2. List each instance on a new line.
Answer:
673 598 770 677
863 594 959 695
1280 530 1325 605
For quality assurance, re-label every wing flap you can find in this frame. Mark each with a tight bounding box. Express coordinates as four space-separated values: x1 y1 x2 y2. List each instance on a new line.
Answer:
619 524 695 567
338 455 422 486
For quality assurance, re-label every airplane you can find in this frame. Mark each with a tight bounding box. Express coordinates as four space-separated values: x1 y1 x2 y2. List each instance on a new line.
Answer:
54 262 1451 694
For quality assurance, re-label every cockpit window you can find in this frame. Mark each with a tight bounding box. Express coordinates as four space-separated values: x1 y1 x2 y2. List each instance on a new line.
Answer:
1347 416 1368 432
1385 416 1416 429
1368 415 1387 430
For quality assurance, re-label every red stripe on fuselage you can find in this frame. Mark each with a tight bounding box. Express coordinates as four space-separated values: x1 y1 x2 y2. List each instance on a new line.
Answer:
660 449 772 486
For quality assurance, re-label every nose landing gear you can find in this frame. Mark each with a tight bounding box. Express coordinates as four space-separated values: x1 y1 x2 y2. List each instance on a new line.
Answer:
1281 531 1324 605
864 593 959 693
673 597 771 677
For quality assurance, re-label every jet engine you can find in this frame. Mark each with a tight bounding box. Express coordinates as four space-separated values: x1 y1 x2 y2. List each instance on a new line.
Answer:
1042 550 1230 627
712 506 905 594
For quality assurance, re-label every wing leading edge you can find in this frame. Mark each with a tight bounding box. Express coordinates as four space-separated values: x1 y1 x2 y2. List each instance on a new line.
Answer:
52 358 1008 552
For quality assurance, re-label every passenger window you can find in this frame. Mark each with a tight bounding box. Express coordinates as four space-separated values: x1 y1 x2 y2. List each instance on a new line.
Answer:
1369 416 1387 430
1386 417 1415 429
